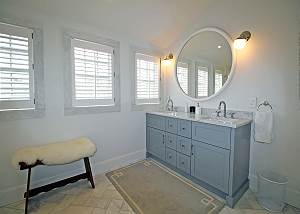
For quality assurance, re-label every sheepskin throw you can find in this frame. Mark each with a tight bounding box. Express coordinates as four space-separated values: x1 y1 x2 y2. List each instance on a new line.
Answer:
12 137 97 169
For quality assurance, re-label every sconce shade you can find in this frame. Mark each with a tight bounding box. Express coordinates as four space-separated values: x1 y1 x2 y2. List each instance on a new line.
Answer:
234 31 251 49
164 53 173 61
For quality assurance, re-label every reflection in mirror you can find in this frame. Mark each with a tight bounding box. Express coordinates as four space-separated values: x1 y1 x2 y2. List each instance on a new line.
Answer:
176 29 233 99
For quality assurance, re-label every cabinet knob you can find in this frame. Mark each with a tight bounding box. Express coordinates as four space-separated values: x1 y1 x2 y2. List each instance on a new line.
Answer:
170 125 173 127
169 155 172 159
182 127 186 130
170 140 172 143
181 144 185 147
181 161 184 165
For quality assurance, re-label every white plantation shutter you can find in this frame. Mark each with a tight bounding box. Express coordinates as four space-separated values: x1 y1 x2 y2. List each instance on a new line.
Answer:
215 71 223 93
177 62 188 94
197 66 208 97
71 38 114 107
0 22 34 110
135 53 160 104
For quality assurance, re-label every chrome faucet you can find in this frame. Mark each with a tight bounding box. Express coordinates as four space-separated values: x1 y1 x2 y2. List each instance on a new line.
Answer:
217 101 227 117
166 96 174 111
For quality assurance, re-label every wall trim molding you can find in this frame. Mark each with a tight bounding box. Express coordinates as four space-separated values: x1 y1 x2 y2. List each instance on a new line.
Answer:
249 174 300 209
0 149 146 207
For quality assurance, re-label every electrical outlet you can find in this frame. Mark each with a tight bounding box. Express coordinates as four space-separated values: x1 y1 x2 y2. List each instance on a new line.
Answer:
249 97 257 108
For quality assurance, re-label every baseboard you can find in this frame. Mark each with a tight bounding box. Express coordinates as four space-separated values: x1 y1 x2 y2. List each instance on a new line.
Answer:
0 149 146 207
249 174 300 209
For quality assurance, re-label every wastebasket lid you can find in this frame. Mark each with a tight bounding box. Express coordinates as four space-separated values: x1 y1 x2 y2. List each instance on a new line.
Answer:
258 171 288 184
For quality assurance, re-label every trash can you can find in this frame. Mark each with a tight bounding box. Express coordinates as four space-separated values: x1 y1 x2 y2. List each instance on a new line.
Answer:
257 171 288 212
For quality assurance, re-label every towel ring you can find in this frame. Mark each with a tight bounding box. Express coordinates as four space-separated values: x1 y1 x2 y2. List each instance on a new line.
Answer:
257 101 273 111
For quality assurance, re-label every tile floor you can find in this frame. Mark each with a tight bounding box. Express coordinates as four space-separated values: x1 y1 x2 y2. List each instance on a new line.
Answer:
1 173 299 214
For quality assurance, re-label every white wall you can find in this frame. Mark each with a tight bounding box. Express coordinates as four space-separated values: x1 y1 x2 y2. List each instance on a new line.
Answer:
166 0 300 207
0 0 161 205
1 0 300 208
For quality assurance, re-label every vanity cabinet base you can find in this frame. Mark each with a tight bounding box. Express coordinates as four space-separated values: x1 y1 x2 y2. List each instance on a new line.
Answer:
147 152 248 208
146 113 251 208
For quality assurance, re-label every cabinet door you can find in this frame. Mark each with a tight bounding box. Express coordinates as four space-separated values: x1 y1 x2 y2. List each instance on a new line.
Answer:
147 127 166 160
191 140 230 193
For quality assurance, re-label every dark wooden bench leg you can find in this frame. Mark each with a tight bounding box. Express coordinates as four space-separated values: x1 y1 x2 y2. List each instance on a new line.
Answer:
84 157 95 188
25 167 31 214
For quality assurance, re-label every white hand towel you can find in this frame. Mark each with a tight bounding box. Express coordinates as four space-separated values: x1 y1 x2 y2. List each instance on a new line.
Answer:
254 111 273 143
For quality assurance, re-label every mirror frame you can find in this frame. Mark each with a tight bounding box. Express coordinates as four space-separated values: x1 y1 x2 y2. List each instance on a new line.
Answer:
174 27 236 101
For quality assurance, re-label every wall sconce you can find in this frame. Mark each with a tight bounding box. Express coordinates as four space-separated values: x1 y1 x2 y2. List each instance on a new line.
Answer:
161 53 173 66
234 31 251 50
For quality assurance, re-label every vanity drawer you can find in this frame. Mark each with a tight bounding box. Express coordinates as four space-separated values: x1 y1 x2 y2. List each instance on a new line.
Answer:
177 153 191 175
166 117 178 134
177 136 192 156
166 133 177 150
192 122 231 149
166 148 177 167
146 114 165 131
178 119 192 138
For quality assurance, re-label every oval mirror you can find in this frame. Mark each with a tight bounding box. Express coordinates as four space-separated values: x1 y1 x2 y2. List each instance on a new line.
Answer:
176 28 235 100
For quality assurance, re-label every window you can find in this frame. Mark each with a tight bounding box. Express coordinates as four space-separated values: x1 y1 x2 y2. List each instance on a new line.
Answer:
135 53 160 104
177 62 188 94
0 22 34 111
215 71 223 93
71 38 115 107
197 66 208 97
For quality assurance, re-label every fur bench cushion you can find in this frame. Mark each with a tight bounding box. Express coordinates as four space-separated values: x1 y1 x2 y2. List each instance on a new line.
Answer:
12 137 97 169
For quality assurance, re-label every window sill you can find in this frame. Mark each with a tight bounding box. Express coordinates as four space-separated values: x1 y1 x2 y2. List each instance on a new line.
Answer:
0 108 45 121
64 104 121 116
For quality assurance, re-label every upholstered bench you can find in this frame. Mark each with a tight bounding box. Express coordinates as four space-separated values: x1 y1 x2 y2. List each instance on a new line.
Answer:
12 137 97 214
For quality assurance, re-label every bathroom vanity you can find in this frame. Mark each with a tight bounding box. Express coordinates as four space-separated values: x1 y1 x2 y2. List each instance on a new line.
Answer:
146 111 252 207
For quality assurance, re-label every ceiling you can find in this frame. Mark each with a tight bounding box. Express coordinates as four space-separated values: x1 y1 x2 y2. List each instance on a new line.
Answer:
0 0 216 50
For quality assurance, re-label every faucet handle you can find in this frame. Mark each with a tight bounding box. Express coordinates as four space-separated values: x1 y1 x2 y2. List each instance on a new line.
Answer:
229 112 236 119
216 109 221 117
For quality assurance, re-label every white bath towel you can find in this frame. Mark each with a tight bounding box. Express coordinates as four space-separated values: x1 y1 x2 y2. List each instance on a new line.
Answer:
254 111 273 143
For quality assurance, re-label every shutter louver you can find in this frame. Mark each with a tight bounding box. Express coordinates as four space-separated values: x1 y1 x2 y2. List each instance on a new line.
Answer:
215 72 223 93
197 66 208 97
135 53 160 104
177 62 188 94
72 39 114 107
0 23 34 110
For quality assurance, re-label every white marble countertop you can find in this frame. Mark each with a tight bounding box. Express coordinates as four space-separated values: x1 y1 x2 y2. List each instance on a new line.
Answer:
147 111 252 128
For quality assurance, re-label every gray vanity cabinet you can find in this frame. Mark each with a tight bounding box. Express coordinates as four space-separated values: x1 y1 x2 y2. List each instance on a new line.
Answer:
146 113 251 208
146 127 166 161
191 140 230 193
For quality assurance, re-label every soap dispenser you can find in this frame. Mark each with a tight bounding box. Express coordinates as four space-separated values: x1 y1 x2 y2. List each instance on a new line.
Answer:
195 103 201 115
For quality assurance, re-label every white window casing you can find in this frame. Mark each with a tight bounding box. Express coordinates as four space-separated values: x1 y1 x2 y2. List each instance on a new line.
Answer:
0 22 34 111
197 66 209 97
135 53 160 105
177 61 189 94
215 71 223 93
64 30 120 115
71 38 115 107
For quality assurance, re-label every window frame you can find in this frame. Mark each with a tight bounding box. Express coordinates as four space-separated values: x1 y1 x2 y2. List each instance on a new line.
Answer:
176 61 189 95
130 47 162 111
0 19 45 121
71 38 115 107
0 22 35 110
64 29 120 115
